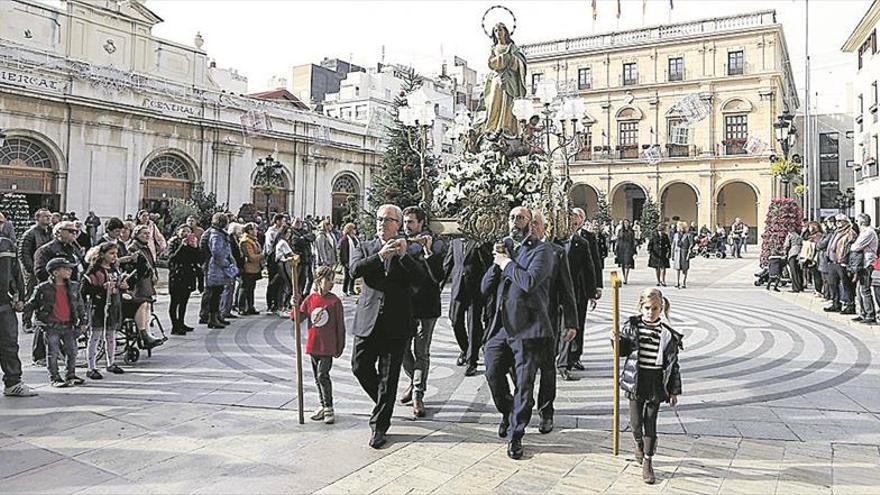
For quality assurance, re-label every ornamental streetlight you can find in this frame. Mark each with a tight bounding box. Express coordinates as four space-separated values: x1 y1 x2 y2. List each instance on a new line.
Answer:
770 111 801 197
398 96 437 213
255 154 284 219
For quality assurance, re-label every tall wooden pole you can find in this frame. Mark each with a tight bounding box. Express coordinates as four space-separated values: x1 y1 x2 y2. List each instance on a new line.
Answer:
290 255 305 425
610 270 622 456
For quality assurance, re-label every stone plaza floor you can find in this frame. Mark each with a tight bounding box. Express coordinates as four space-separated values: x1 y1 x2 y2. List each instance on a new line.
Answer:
1 251 879 494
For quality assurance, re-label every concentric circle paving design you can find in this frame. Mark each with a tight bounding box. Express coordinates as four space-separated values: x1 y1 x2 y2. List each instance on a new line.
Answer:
204 294 872 418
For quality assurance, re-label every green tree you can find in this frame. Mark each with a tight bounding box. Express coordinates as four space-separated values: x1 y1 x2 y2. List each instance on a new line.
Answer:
639 194 661 242
366 68 434 218
593 191 611 225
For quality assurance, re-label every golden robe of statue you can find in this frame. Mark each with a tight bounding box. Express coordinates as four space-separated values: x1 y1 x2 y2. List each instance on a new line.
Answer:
482 23 528 138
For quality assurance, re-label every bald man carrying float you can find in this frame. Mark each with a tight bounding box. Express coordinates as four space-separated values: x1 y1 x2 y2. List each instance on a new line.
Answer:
481 206 556 459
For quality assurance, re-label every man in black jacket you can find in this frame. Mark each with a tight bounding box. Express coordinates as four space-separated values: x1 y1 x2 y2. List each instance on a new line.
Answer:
291 217 316 298
530 210 578 435
350 204 426 449
31 221 82 363
18 208 52 332
481 206 556 460
566 208 603 372
443 238 492 376
0 225 36 397
399 206 446 418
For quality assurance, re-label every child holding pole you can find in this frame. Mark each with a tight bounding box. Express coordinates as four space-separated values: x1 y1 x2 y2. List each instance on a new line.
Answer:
615 288 683 484
294 265 345 424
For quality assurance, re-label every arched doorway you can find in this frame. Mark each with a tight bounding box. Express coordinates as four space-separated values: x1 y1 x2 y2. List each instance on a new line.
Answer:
251 169 292 217
716 181 759 243
570 183 599 218
661 182 699 224
141 153 195 213
332 173 360 226
611 183 647 222
0 136 59 212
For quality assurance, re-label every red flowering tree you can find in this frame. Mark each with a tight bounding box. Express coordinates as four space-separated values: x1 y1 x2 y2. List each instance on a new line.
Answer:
760 198 802 267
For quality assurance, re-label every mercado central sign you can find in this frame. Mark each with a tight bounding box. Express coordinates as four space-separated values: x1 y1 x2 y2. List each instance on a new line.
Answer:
0 68 66 93
141 98 201 117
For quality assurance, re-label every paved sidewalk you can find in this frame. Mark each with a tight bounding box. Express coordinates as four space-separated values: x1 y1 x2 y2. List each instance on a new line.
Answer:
1 253 879 494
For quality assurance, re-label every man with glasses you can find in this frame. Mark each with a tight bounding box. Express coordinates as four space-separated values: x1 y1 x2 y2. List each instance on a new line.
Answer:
32 221 82 364
350 204 425 449
481 206 555 460
18 209 53 333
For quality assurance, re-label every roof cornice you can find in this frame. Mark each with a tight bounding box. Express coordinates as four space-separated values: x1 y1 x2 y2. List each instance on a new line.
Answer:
842 0 880 52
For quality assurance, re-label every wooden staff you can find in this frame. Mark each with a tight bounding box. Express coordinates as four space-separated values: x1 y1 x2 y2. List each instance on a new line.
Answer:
610 270 622 456
290 254 304 425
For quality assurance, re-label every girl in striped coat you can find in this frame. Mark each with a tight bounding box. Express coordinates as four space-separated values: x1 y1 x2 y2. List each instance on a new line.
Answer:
615 288 683 484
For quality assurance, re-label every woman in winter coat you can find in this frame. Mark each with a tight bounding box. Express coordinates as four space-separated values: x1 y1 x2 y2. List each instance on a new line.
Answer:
125 225 164 348
783 226 804 293
804 221 824 294
615 220 637 284
205 213 236 328
135 210 167 260
238 223 263 315
647 223 671 286
671 221 694 289
167 225 203 335
816 217 836 300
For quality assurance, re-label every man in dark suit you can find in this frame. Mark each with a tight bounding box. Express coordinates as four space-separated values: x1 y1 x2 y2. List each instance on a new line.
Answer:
442 238 492 376
530 210 578 435
399 206 446 418
350 204 426 449
565 208 602 373
481 206 556 460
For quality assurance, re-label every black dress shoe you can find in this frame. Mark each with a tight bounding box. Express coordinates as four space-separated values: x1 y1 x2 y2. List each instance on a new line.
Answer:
507 437 523 459
464 364 478 377
198 318 208 325
841 306 857 315
369 430 387 449
224 314 239 319
863 318 878 325
538 416 553 434
852 316 865 322
456 352 466 366
823 305 841 312
571 361 585 371
498 416 510 438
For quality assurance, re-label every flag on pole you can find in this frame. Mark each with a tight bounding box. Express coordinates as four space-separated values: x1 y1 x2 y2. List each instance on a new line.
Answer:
670 0 674 9
592 0 597 20
617 0 622 18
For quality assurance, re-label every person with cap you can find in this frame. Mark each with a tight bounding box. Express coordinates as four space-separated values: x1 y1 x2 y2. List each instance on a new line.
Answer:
17 208 53 333
24 257 87 387
31 220 82 364
0 221 37 397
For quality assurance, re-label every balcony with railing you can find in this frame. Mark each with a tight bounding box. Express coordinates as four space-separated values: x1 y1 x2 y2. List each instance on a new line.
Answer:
520 11 777 59
664 68 687 82
722 138 748 155
723 61 752 76
859 159 879 181
616 145 640 159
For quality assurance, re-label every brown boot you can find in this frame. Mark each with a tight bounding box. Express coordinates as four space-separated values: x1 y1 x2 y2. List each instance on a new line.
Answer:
634 439 645 465
412 398 425 418
642 457 655 484
399 383 413 405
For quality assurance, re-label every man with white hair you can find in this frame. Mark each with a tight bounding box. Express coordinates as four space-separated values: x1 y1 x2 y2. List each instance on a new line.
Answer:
481 205 555 459
823 214 857 314
850 213 878 324
350 204 426 449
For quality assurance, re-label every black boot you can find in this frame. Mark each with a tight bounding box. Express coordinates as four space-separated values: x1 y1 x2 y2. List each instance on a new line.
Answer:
634 438 644 465
208 314 227 329
170 320 187 336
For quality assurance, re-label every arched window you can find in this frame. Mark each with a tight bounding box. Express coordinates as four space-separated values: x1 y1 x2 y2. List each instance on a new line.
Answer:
144 155 192 180
141 153 195 210
332 173 360 225
0 136 59 210
0 137 53 169
251 168 292 214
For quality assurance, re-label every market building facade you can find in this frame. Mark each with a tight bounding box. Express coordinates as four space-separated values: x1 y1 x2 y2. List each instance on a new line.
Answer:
522 10 799 241
0 0 380 222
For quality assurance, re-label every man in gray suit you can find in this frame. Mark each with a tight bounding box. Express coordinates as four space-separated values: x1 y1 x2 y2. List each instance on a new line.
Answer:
481 206 556 460
350 204 425 449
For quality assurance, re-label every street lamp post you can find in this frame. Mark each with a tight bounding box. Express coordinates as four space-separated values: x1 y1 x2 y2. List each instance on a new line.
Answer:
255 155 284 219
398 98 437 213
770 111 801 198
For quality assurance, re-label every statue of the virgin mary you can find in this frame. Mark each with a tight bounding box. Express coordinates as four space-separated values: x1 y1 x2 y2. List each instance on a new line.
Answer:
480 22 528 139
